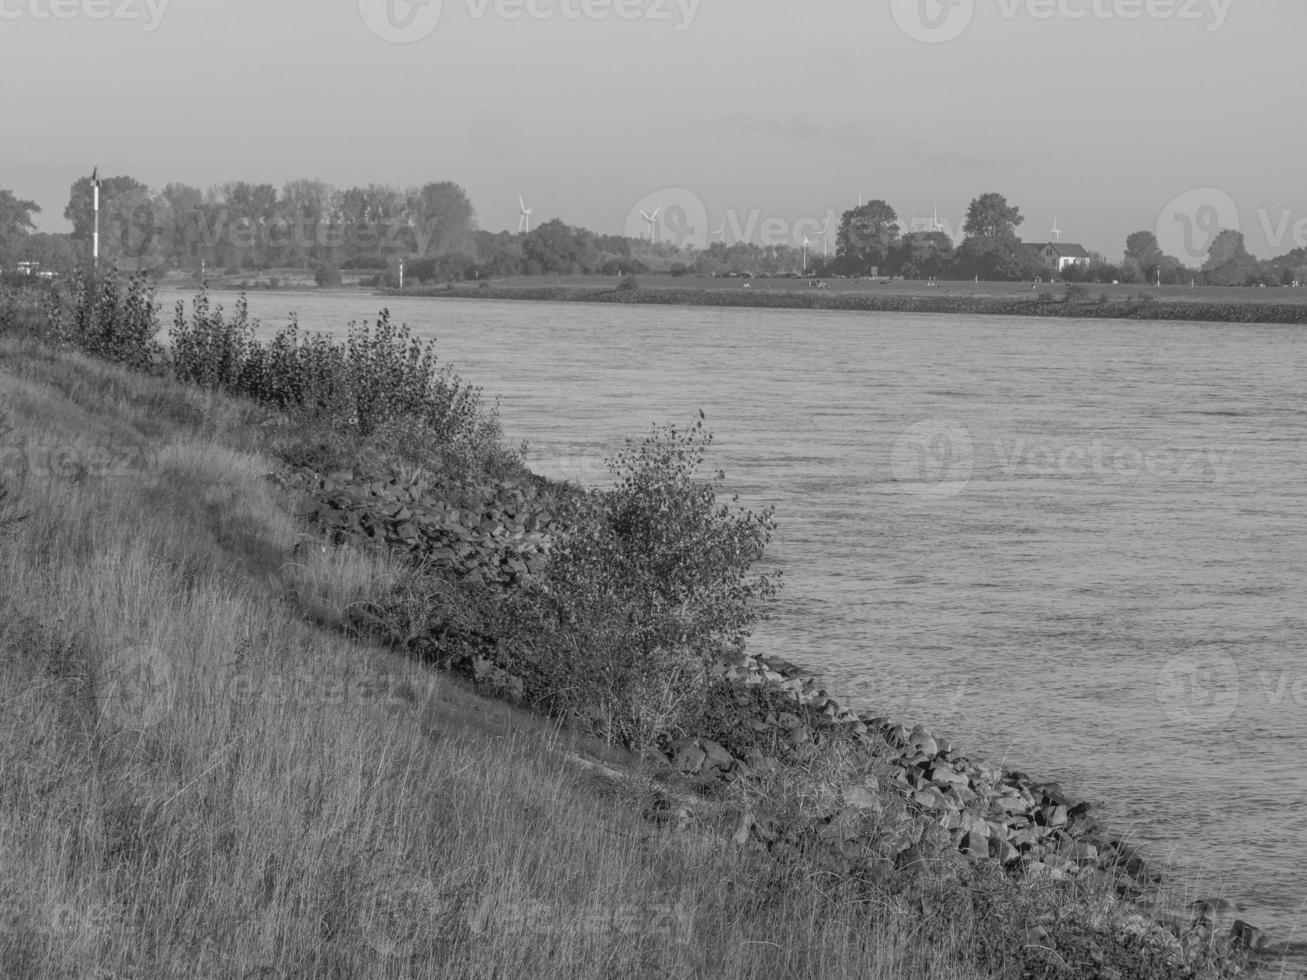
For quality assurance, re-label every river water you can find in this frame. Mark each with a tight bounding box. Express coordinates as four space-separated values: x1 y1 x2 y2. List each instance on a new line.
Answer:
159 288 1307 951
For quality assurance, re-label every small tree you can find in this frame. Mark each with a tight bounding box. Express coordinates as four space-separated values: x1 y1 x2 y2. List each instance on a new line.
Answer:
502 414 779 747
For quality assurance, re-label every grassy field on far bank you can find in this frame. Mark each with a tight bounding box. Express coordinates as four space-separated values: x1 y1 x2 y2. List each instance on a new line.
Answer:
421 274 1307 307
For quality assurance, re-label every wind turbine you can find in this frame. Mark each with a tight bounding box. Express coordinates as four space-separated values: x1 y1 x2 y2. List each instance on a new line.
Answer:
640 207 660 243
802 232 814 274
713 218 727 243
518 193 533 234
1050 214 1062 244
820 215 832 258
932 204 944 234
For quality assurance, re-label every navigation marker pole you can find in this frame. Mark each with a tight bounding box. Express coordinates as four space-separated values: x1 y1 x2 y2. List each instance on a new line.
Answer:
91 166 100 272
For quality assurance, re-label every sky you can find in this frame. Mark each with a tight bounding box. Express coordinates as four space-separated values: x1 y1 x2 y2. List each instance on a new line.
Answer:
2 0 1305 263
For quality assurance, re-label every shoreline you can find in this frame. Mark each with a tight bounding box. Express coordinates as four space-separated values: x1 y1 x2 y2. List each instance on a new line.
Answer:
386 282 1307 325
289 458 1302 973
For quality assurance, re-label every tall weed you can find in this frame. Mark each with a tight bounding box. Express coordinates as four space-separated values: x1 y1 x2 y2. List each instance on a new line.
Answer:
43 266 161 370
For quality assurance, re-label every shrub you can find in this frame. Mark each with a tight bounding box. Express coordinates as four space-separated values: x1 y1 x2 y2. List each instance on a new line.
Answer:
1063 283 1089 303
616 276 639 293
166 286 504 476
499 415 779 748
43 266 162 370
312 262 341 288
0 280 53 341
169 288 261 391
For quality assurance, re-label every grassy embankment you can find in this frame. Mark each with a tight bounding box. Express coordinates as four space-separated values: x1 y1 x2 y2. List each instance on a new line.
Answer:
0 272 1271 978
398 277 1307 324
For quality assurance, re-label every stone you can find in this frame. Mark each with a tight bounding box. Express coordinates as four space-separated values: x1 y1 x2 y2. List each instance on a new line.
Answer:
671 740 707 774
930 766 969 791
992 838 1021 865
700 739 733 773
1037 804 1068 828
1067 841 1099 864
841 785 881 812
1230 919 1270 952
908 725 938 757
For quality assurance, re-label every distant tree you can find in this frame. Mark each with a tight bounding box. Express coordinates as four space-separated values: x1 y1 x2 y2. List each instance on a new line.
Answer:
1124 231 1163 274
521 219 583 274
64 174 147 242
0 188 41 262
836 200 899 274
954 193 1028 280
892 231 954 278
407 181 475 259
9 232 79 275
963 192 1023 240
1202 229 1257 285
278 179 335 266
952 235 1033 281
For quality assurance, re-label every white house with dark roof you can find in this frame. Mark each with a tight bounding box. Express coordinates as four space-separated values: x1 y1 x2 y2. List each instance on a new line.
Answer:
1034 242 1091 272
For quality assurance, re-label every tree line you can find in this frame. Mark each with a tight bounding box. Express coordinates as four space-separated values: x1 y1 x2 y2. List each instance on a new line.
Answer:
2 178 1304 288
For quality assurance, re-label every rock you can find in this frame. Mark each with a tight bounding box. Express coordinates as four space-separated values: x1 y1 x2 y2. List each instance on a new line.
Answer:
1230 918 1270 952
929 766 969 792
670 740 707 775
841 784 881 812
959 828 989 857
1066 841 1099 864
700 739 733 773
908 725 938 757
992 838 1021 865
1037 804 1068 828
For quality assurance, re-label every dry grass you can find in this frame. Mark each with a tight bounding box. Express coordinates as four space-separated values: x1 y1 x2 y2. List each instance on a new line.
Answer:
0 341 1012 979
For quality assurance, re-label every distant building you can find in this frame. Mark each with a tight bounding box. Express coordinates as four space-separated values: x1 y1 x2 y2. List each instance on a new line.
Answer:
1032 243 1091 273
16 261 39 276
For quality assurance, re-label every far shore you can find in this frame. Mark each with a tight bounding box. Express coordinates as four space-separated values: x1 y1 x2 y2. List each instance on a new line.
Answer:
381 275 1307 325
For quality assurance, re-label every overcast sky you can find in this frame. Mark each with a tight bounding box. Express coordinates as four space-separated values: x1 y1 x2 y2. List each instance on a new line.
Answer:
3 0 1305 262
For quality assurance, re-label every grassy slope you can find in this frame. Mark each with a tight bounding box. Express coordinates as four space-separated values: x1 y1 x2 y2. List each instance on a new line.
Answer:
0 340 1008 979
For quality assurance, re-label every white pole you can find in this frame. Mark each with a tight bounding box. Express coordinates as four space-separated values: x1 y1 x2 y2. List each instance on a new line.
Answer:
92 169 100 271
398 260 404 290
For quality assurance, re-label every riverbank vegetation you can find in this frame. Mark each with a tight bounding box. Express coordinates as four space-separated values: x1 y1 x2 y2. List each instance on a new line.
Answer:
403 279 1307 325
0 270 1275 977
6 175 1307 292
